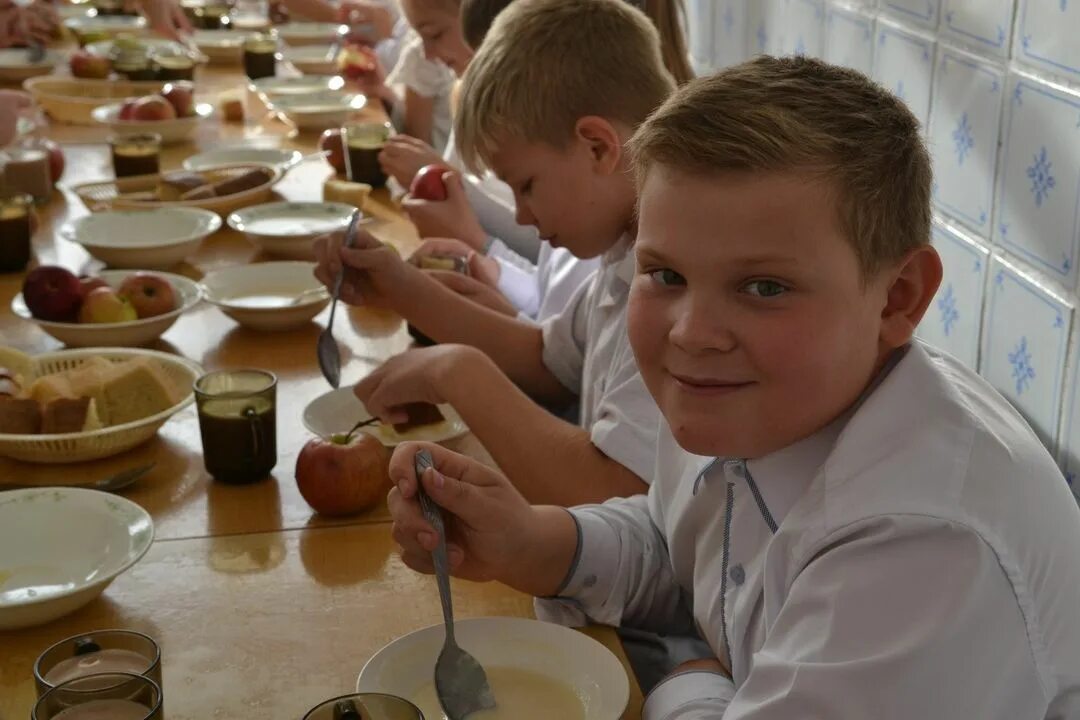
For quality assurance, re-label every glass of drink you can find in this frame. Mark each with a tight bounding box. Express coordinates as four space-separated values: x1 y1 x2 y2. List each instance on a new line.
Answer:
0 191 33 273
32 673 162 720
342 120 391 187
302 694 423 720
196 2 230 29
153 52 196 81
230 0 269 30
243 33 277 80
195 369 277 484
109 132 162 178
34 630 162 698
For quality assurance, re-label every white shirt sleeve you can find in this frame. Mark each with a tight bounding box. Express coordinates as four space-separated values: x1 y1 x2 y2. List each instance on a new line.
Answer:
494 257 540 318
643 672 734 720
587 340 661 482
723 515 1046 720
386 35 453 98
539 279 591 395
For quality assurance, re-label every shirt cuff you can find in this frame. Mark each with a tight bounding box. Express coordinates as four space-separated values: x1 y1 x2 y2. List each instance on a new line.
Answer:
486 238 536 271
642 671 735 720
553 509 622 603
494 258 540 317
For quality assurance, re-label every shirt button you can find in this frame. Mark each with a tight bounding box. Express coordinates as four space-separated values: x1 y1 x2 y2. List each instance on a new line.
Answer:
729 564 745 586
583 574 598 588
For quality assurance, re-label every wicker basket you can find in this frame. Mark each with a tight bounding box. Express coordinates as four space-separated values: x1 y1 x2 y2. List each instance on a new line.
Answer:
23 77 167 126
71 163 284 218
0 348 202 464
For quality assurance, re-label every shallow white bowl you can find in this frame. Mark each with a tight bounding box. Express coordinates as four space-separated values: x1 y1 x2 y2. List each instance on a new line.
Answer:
281 44 339 75
182 147 301 172
191 29 258 62
269 90 365 130
200 261 330 331
85 37 187 57
12 270 202 348
61 207 221 269
0 48 63 82
303 387 468 446
251 74 345 101
91 102 214 144
272 21 346 46
227 201 355 259
356 617 629 720
64 14 147 37
0 488 154 630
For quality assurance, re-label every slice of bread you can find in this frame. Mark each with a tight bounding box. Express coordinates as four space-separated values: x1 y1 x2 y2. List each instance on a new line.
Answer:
41 396 92 434
0 397 42 434
98 356 182 426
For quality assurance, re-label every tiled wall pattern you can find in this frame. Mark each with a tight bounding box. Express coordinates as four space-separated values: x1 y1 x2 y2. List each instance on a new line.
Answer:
685 0 1080 499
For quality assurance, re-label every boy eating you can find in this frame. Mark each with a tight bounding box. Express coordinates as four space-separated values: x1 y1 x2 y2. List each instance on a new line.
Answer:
385 56 1080 718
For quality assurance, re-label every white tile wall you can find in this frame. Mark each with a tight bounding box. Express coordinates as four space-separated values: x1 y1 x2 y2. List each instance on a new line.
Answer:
684 0 1080 483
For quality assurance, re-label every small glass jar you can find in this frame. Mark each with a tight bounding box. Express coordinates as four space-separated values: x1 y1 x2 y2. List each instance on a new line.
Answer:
153 51 196 81
109 132 162 178
0 191 34 274
242 34 277 80
2 148 52 202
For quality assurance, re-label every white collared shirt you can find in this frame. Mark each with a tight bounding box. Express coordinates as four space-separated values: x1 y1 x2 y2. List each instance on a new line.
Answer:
539 237 660 481
493 244 600 323
537 342 1080 718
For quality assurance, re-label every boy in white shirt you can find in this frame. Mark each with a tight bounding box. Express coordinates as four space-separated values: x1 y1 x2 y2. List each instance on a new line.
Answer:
385 56 1080 718
312 0 675 506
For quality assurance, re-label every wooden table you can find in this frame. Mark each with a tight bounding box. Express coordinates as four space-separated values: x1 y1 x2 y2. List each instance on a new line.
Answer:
0 62 644 719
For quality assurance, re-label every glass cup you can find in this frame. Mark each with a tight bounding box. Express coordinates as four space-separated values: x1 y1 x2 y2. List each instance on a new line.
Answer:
34 630 162 699
32 673 163 720
0 191 33 274
243 34 277 80
342 120 392 187
196 2 230 29
109 132 162 178
195 369 278 484
302 694 423 720
153 52 196 81
230 0 270 31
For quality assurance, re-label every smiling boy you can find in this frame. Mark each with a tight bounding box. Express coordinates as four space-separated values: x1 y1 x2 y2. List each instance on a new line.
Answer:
385 57 1080 718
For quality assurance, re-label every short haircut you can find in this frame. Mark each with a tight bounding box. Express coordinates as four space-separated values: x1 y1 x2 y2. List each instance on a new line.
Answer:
455 0 675 172
459 0 514 48
628 56 933 275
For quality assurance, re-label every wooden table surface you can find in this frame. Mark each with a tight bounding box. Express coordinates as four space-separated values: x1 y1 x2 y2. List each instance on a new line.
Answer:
0 59 643 719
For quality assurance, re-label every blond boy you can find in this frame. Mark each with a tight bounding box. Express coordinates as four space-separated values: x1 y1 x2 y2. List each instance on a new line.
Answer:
386 57 1080 718
314 0 674 505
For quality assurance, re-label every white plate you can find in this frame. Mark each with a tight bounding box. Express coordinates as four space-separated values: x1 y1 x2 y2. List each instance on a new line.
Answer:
227 201 355 259
91 102 213 145
61 207 221 268
191 29 259 62
356 617 629 720
183 147 301 172
85 37 185 57
200 261 330 331
281 44 339 75
272 21 346 45
251 75 345 100
64 14 147 35
0 48 63 81
303 387 469 446
12 270 202 347
268 90 366 130
0 488 154 630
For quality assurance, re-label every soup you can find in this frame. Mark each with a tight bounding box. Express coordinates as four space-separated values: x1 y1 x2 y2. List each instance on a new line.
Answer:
411 666 585 720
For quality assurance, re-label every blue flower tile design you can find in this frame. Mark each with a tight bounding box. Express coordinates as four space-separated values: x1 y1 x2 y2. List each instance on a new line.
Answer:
1017 0 1080 82
938 283 959 335
824 6 874 75
872 23 935 128
1026 146 1056 207
883 0 940 29
917 223 987 368
952 112 974 165
941 0 1014 58
1008 337 1036 394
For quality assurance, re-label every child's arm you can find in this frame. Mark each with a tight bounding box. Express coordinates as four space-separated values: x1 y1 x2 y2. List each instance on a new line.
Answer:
401 88 435 148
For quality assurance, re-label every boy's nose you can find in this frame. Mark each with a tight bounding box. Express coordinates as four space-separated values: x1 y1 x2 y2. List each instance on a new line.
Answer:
669 298 737 354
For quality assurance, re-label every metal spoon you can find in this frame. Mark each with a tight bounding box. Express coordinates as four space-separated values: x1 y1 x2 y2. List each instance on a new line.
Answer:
0 462 155 493
413 449 496 720
316 209 362 388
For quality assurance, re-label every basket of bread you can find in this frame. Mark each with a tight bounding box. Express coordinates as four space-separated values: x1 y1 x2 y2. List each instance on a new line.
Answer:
0 346 202 463
72 163 282 217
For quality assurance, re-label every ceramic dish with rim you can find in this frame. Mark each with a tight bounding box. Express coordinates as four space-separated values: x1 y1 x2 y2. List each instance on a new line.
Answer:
268 91 366 130
227 201 356 259
356 617 629 720
90 102 214 144
190 29 259 62
272 21 346 45
11 270 202 348
251 75 345 101
0 48 63 82
0 488 154 631
0 347 202 463
61 207 221 268
280 44 340 75
85 37 188 57
303 387 469 446
200 261 330 331
64 14 147 37
182 147 302 172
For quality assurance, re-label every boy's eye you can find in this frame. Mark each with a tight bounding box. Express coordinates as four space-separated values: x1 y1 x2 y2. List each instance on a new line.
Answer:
742 279 788 297
647 268 686 287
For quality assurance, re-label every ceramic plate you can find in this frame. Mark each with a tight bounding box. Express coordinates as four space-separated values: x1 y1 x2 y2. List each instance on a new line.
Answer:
64 14 147 33
250 75 345 100
356 617 629 720
91 102 213 144
191 28 257 48
183 147 302 172
61 207 221 268
268 91 366 129
303 387 469 446
200 261 330 331
85 37 185 57
0 48 63 81
228 201 355 237
272 21 346 44
0 488 154 630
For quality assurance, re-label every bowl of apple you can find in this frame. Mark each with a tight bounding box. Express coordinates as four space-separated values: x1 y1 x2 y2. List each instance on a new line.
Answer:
11 266 202 348
90 82 213 144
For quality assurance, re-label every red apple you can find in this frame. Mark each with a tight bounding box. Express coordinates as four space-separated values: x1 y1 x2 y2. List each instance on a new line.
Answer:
118 99 139 121
337 43 376 80
161 82 195 118
409 164 450 201
27 138 65 186
130 95 177 122
79 275 110 296
78 287 138 324
69 49 111 79
117 272 176 319
295 430 391 516
318 128 346 175
22 266 84 322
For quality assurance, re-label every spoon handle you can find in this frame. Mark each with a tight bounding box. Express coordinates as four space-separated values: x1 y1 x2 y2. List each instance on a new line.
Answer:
414 449 456 645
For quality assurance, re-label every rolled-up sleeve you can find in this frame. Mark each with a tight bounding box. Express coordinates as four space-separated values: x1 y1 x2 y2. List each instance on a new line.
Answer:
494 257 540 318
588 342 661 482
643 672 735 720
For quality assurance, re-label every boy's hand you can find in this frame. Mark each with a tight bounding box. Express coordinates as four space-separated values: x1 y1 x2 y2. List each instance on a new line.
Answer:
401 171 488 251
354 344 478 424
312 228 418 309
377 135 444 188
137 0 192 41
412 237 501 287
0 91 31 147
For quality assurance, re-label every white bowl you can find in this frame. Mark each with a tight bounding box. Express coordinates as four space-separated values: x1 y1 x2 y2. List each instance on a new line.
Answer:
200 261 330 331
272 21 346 46
0 48 63 82
269 91 366 130
356 617 629 720
227 201 356 259
251 74 345 101
12 270 202 348
303 387 469 446
85 37 187 57
64 14 147 37
62 207 221 268
281 44 339 75
191 29 258 62
183 147 301 172
91 102 214 145
0 487 154 630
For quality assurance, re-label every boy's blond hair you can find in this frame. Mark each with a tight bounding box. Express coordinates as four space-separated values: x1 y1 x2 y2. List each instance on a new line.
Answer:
629 56 932 275
455 0 675 172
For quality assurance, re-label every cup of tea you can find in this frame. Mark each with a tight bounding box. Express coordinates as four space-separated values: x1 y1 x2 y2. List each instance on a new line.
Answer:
109 132 162 178
302 694 423 720
243 33 277 80
342 121 392 187
0 191 33 274
34 630 162 699
32 672 163 720
195 369 278 484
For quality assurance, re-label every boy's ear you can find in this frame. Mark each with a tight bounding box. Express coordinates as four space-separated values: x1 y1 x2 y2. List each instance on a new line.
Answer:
879 245 943 351
574 116 623 174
